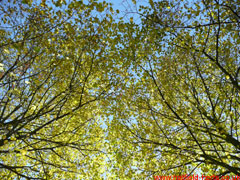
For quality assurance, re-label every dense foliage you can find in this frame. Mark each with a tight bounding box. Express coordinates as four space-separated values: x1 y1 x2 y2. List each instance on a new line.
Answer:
0 0 239 179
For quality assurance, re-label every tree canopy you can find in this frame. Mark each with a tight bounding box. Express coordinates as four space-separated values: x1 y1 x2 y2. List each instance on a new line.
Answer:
0 0 240 179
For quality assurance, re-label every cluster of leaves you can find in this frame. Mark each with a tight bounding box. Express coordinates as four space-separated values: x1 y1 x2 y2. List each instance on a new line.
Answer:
106 0 240 178
0 0 122 179
0 0 240 179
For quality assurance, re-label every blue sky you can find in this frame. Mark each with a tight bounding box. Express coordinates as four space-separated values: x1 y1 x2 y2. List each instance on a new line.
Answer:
108 0 150 23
